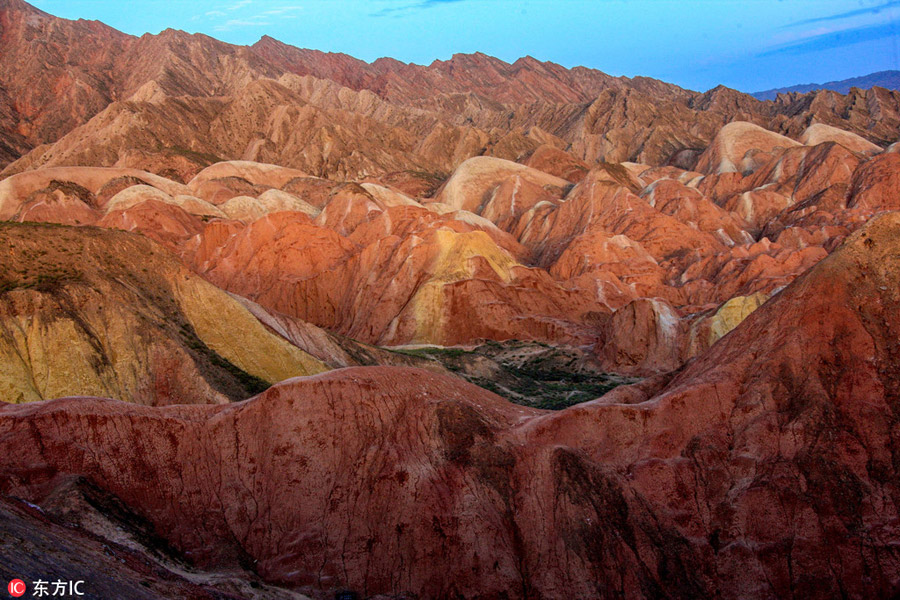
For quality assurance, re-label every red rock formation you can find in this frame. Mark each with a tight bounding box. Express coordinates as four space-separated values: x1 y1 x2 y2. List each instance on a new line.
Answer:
847 153 900 212
0 222 328 405
479 173 562 232
800 123 882 154
3 4 900 597
597 297 685 373
549 229 668 308
1 0 896 179
435 156 569 214
98 199 205 248
191 204 603 348
1 118 876 369
0 493 300 599
521 144 590 183
0 0 898 384
695 121 801 175
0 166 190 219
640 178 750 245
12 180 99 226
1 113 889 372
531 169 724 269
4 213 900 598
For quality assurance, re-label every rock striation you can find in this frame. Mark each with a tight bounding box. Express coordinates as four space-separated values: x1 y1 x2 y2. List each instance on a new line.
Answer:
0 222 327 405
3 213 900 597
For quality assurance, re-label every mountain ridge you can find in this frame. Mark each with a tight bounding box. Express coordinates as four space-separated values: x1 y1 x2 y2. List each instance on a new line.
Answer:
753 69 900 100
3 0 899 180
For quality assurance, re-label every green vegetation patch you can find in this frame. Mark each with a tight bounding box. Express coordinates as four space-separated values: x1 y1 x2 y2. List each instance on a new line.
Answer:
159 145 223 166
395 341 639 410
176 321 270 397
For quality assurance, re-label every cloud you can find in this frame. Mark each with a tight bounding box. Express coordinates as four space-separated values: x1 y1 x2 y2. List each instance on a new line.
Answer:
759 19 900 57
205 0 453 27
261 6 304 16
785 0 900 28
211 2 303 30
371 0 470 18
214 14 273 31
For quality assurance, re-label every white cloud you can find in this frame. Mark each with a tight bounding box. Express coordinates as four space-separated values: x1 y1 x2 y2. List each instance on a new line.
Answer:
209 2 302 31
262 6 304 16
214 16 272 31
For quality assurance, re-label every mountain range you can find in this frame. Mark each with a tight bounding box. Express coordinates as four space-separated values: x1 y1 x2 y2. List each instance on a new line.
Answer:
2 0 900 598
753 69 900 101
1 0 898 180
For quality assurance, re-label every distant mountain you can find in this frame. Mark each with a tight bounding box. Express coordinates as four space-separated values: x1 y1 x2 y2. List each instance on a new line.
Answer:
753 70 900 100
1 0 898 179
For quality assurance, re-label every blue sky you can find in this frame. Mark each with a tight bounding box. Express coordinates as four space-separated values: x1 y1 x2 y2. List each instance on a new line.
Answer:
29 0 900 93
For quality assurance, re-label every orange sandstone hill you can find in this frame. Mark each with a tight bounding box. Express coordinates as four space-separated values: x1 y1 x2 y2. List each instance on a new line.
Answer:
2 0 900 597
0 121 892 379
0 2 897 403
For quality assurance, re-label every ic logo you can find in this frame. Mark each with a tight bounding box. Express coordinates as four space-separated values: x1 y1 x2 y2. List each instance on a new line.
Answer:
7 579 26 597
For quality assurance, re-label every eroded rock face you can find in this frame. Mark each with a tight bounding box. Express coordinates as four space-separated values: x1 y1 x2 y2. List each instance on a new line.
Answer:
0 6 895 366
0 492 307 600
522 144 591 183
695 121 802 174
1 0 896 180
0 166 191 220
1 5 900 594
800 123 882 154
596 297 685 373
434 156 570 213
4 214 900 598
847 153 900 211
2 112 891 374
0 223 327 405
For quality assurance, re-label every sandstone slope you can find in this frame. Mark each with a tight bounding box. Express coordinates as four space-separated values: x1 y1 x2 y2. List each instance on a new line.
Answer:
0 222 327 405
3 213 900 597
2 110 894 377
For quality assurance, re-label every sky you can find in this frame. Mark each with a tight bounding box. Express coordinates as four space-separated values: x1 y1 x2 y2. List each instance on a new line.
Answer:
27 0 900 93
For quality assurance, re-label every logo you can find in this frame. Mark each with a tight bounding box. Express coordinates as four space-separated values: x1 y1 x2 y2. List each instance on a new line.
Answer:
7 579 26 597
